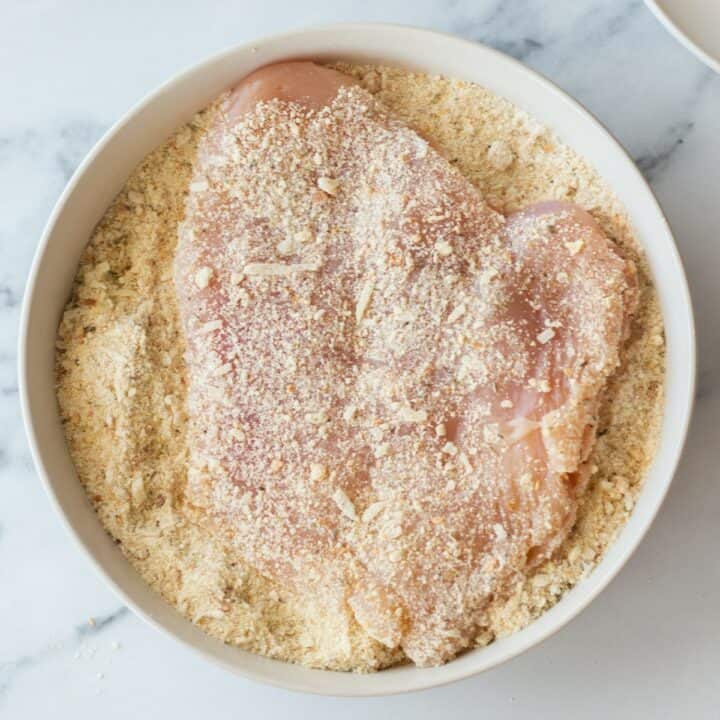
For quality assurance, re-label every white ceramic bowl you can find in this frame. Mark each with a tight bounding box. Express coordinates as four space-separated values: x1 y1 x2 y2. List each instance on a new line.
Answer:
19 24 695 696
646 0 720 74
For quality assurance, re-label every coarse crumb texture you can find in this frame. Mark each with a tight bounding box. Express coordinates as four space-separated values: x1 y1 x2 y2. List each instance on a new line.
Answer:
56 64 664 672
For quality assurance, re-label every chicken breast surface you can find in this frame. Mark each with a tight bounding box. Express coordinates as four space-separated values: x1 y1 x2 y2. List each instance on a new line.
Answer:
175 62 638 666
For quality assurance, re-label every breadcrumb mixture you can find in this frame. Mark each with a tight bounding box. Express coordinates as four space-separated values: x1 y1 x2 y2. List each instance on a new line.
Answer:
55 64 664 672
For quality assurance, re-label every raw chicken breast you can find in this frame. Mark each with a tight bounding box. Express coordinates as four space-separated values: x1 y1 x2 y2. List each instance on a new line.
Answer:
175 62 638 666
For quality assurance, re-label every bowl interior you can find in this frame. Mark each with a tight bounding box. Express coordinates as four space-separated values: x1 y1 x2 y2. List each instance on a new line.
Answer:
20 24 695 696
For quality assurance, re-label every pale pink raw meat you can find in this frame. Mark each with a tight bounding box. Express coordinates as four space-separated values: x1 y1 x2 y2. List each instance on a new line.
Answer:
175 62 638 665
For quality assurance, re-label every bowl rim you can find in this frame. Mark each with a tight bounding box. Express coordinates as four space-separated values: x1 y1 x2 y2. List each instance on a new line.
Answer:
645 0 720 75
18 22 696 696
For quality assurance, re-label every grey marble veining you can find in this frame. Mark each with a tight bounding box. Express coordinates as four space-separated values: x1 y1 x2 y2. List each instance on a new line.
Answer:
0 607 130 699
1 1 718 717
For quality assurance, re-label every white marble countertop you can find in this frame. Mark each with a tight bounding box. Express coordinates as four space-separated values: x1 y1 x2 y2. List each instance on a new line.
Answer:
2 1 718 717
